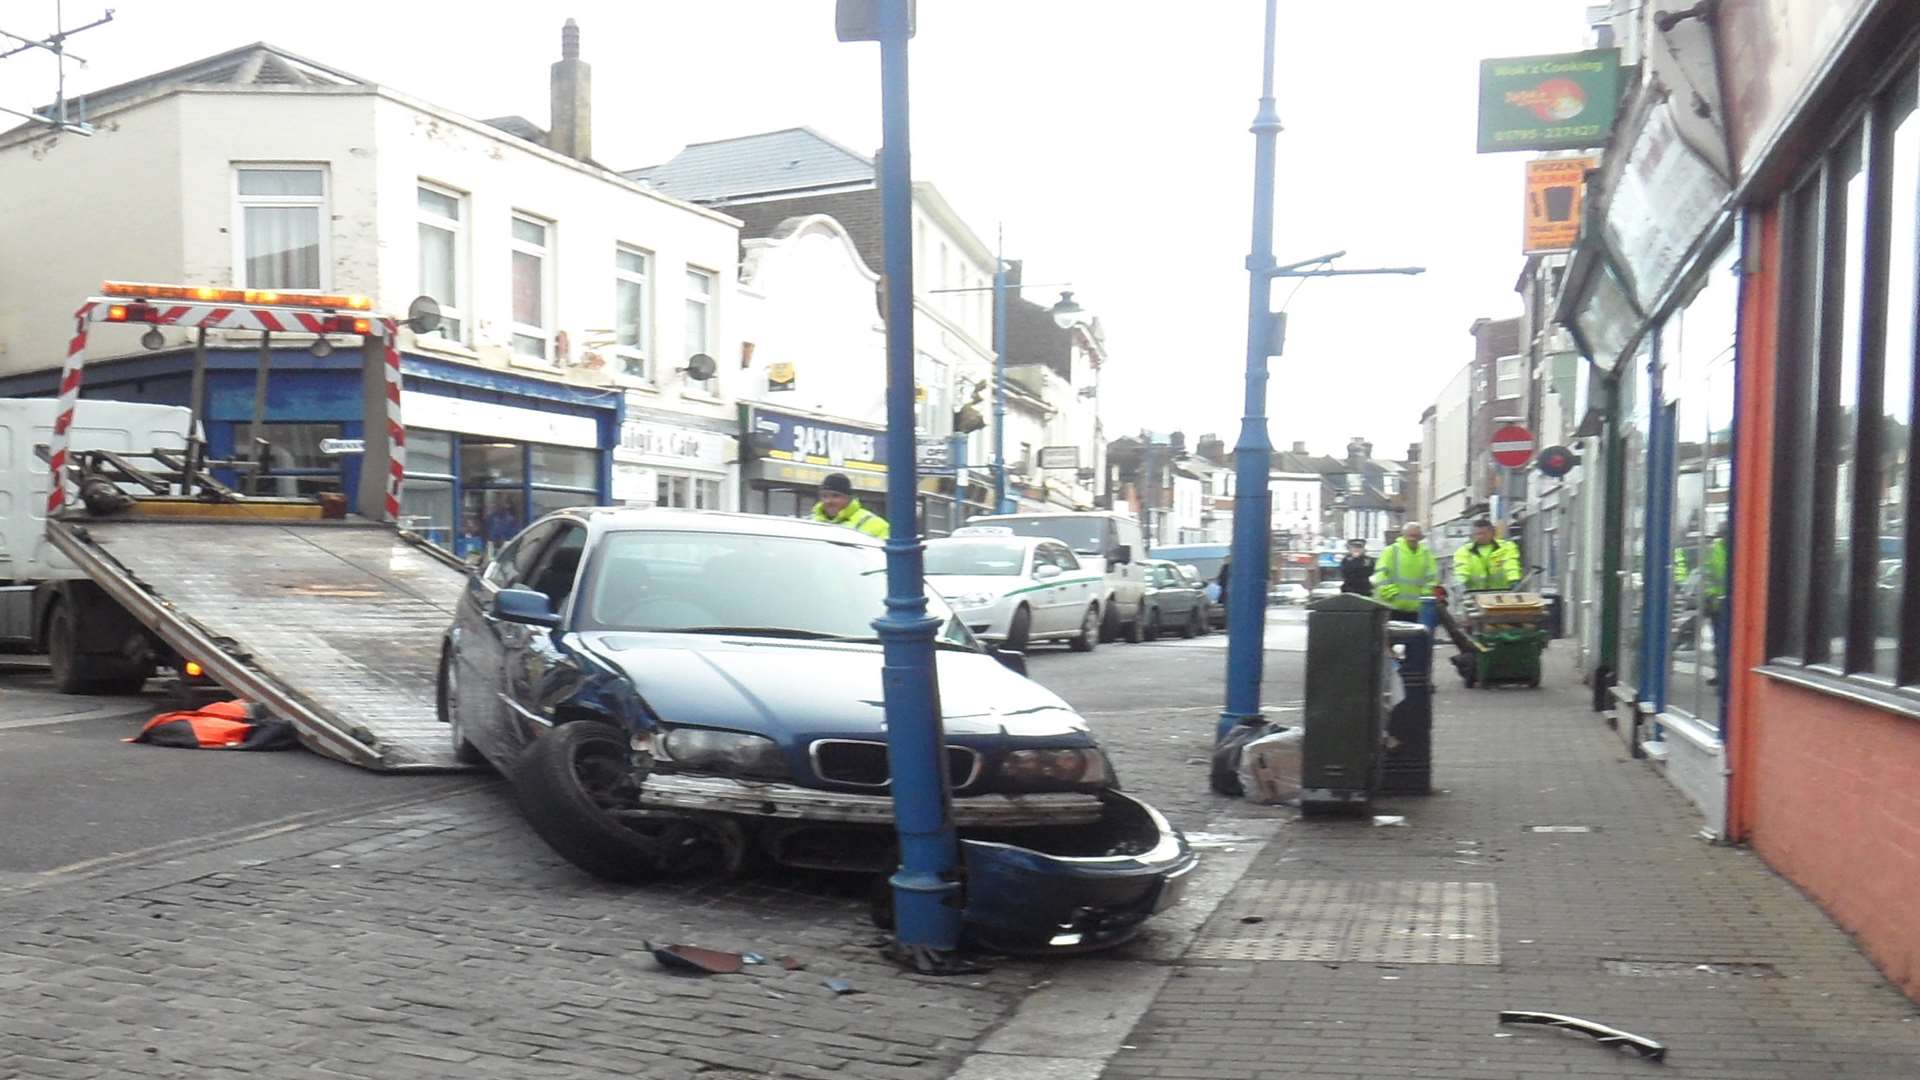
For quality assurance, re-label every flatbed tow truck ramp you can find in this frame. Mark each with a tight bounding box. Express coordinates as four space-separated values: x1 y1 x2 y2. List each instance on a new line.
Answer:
50 516 470 770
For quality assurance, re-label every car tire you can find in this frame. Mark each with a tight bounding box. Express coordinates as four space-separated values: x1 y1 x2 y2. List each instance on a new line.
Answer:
438 646 490 769
45 599 143 695
1180 608 1199 639
1070 605 1099 653
1143 607 1161 641
514 721 668 885
1099 599 1120 643
1005 605 1032 654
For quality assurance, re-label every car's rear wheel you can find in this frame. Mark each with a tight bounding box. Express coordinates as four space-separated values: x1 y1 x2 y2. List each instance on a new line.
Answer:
1143 607 1161 641
1070 605 1099 653
1181 607 1200 639
515 721 672 884
438 646 489 769
1099 599 1120 643
1005 605 1032 654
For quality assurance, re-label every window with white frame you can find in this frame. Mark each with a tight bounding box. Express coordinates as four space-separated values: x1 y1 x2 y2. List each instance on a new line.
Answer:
416 184 466 342
1496 354 1524 399
510 214 553 359
684 267 716 393
614 244 651 379
234 165 327 290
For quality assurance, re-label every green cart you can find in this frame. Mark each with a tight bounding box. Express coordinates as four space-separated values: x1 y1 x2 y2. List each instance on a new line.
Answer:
1459 592 1549 689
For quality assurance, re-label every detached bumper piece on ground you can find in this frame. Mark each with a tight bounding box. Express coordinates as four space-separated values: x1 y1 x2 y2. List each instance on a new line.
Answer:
1498 1011 1668 1061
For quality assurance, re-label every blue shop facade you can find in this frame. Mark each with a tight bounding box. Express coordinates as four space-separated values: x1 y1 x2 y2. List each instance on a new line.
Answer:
0 346 622 560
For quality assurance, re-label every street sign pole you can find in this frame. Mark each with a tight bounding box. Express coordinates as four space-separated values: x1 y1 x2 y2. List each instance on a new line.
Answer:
1220 0 1282 745
838 0 963 970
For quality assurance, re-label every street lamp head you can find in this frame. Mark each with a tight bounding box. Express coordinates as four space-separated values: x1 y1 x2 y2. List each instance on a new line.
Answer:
1050 291 1084 330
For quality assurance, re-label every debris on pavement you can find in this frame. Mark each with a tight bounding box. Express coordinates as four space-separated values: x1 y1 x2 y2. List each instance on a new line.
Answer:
823 978 862 995
740 952 767 966
1240 727 1304 804
779 956 805 971
647 942 746 975
1498 1010 1667 1061
126 700 299 751
1372 815 1408 827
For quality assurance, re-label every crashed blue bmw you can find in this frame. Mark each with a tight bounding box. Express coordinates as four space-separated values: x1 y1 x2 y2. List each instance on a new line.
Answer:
437 507 1196 951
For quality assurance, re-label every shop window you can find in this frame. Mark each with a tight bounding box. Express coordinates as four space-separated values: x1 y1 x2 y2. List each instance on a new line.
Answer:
235 422 343 497
694 477 722 510
511 215 553 359
684 267 717 394
615 245 651 379
531 444 596 490
401 479 455 551
417 184 467 342
1768 64 1920 695
234 166 325 290
532 488 597 519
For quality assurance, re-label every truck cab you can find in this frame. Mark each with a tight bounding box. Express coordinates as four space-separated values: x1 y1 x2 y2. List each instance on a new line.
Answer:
0 398 193 690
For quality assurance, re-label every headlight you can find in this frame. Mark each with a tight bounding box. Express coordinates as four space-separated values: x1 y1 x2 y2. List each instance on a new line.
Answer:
656 728 789 779
1001 748 1110 787
950 592 1000 610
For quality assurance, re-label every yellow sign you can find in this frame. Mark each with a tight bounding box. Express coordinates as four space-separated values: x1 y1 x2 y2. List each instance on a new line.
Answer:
767 362 796 392
1523 156 1595 253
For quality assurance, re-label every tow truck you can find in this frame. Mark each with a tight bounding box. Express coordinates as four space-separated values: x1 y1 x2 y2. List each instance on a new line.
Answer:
16 282 471 771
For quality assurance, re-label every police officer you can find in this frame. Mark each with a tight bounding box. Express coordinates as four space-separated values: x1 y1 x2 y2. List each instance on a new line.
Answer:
1453 518 1521 592
810 473 889 538
1373 522 1439 622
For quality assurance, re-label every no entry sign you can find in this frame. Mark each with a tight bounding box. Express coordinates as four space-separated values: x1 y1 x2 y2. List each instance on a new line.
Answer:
1491 425 1535 468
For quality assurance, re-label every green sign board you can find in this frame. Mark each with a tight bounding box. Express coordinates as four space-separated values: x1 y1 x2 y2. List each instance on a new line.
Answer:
1477 49 1621 153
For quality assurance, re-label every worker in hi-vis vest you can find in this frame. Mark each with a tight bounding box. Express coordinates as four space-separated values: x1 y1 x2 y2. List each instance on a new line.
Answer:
1373 522 1439 622
1453 517 1522 591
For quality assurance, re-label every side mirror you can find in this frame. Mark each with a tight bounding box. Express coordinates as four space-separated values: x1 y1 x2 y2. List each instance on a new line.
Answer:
1107 545 1131 566
992 648 1029 676
493 586 560 628
1034 563 1063 581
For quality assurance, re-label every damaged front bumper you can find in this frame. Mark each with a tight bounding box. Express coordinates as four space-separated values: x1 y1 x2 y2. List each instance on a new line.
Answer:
635 772 1105 827
959 791 1197 950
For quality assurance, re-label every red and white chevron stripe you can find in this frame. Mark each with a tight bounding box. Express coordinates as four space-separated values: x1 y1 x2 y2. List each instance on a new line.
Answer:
86 304 349 333
380 318 405 522
46 302 96 515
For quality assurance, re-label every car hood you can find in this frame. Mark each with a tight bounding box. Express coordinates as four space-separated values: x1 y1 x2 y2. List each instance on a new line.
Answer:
574 631 1089 743
926 574 1026 601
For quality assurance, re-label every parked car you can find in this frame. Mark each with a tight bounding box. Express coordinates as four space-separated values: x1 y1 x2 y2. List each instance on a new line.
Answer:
1140 559 1208 640
1309 580 1344 602
926 532 1102 653
1269 582 1309 606
437 508 1196 952
1152 543 1229 627
966 512 1148 643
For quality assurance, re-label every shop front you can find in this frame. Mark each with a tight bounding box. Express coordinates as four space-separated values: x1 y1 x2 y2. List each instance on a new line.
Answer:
612 401 737 512
740 404 889 521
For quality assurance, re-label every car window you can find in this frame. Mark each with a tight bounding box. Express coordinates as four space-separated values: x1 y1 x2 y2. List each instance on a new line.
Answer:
525 524 587 610
582 529 965 641
1037 543 1076 573
973 515 1104 554
486 522 559 588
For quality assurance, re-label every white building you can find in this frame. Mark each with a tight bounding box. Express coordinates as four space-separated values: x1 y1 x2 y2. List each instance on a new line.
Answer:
1427 360 1475 529
0 31 744 553
1270 471 1322 550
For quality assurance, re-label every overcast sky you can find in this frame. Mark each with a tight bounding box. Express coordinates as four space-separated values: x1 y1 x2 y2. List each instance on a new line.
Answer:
0 0 1593 458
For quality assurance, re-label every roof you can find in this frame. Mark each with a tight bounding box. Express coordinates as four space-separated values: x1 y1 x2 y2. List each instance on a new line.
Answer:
11 42 367 133
626 127 875 203
562 506 885 546
481 115 548 144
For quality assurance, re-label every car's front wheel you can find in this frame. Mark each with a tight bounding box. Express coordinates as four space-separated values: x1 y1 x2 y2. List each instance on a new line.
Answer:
1181 607 1200 639
1143 606 1161 641
515 721 672 884
1069 604 1099 653
1005 605 1032 654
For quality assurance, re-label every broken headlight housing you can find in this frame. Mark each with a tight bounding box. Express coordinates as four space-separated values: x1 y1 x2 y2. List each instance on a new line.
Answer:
1000 747 1111 789
654 728 789 779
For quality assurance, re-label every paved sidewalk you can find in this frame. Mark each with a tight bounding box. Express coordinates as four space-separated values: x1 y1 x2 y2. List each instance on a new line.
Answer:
1102 649 1920 1080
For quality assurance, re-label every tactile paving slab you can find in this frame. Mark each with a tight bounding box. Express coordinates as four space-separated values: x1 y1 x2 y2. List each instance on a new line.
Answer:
1189 879 1499 964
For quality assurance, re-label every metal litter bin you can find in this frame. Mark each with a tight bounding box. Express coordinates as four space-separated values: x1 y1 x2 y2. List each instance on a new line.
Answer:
1380 623 1433 796
1301 593 1391 811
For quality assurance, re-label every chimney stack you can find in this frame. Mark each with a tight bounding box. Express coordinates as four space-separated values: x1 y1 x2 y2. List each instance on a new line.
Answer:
1291 440 1307 454
550 18 592 161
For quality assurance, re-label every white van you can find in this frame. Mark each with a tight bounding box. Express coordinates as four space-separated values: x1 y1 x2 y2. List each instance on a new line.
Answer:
964 511 1148 642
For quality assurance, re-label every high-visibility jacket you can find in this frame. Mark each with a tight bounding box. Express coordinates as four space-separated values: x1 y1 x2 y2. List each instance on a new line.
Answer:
1454 540 1521 591
811 498 890 538
1703 538 1728 602
1372 538 1439 612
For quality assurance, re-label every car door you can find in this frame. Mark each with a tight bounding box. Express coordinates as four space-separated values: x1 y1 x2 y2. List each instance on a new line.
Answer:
500 521 590 757
455 520 559 758
1031 542 1077 635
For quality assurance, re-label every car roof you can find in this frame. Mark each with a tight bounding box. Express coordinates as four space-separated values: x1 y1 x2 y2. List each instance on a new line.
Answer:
929 533 1052 548
970 511 1135 522
541 506 886 547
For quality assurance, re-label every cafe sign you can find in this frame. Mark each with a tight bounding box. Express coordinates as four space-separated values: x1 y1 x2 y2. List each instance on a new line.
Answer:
1477 49 1620 154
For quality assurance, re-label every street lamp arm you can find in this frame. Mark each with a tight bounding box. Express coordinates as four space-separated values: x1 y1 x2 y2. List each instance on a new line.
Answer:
1272 250 1346 275
927 282 1073 294
1270 265 1427 278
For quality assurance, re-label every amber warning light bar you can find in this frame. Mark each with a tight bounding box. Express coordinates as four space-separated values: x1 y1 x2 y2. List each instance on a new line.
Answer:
101 302 371 336
101 281 373 311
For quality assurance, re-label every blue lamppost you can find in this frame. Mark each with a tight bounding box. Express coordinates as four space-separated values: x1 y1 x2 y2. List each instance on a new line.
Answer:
932 264 1082 517
836 0 964 969
1217 0 1423 743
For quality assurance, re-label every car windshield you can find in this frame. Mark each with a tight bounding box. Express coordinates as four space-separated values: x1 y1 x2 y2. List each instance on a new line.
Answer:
974 516 1103 554
1177 556 1226 579
581 530 972 646
925 539 1026 576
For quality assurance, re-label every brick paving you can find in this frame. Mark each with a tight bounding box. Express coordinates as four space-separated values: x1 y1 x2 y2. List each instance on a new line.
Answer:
1101 647 1920 1080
